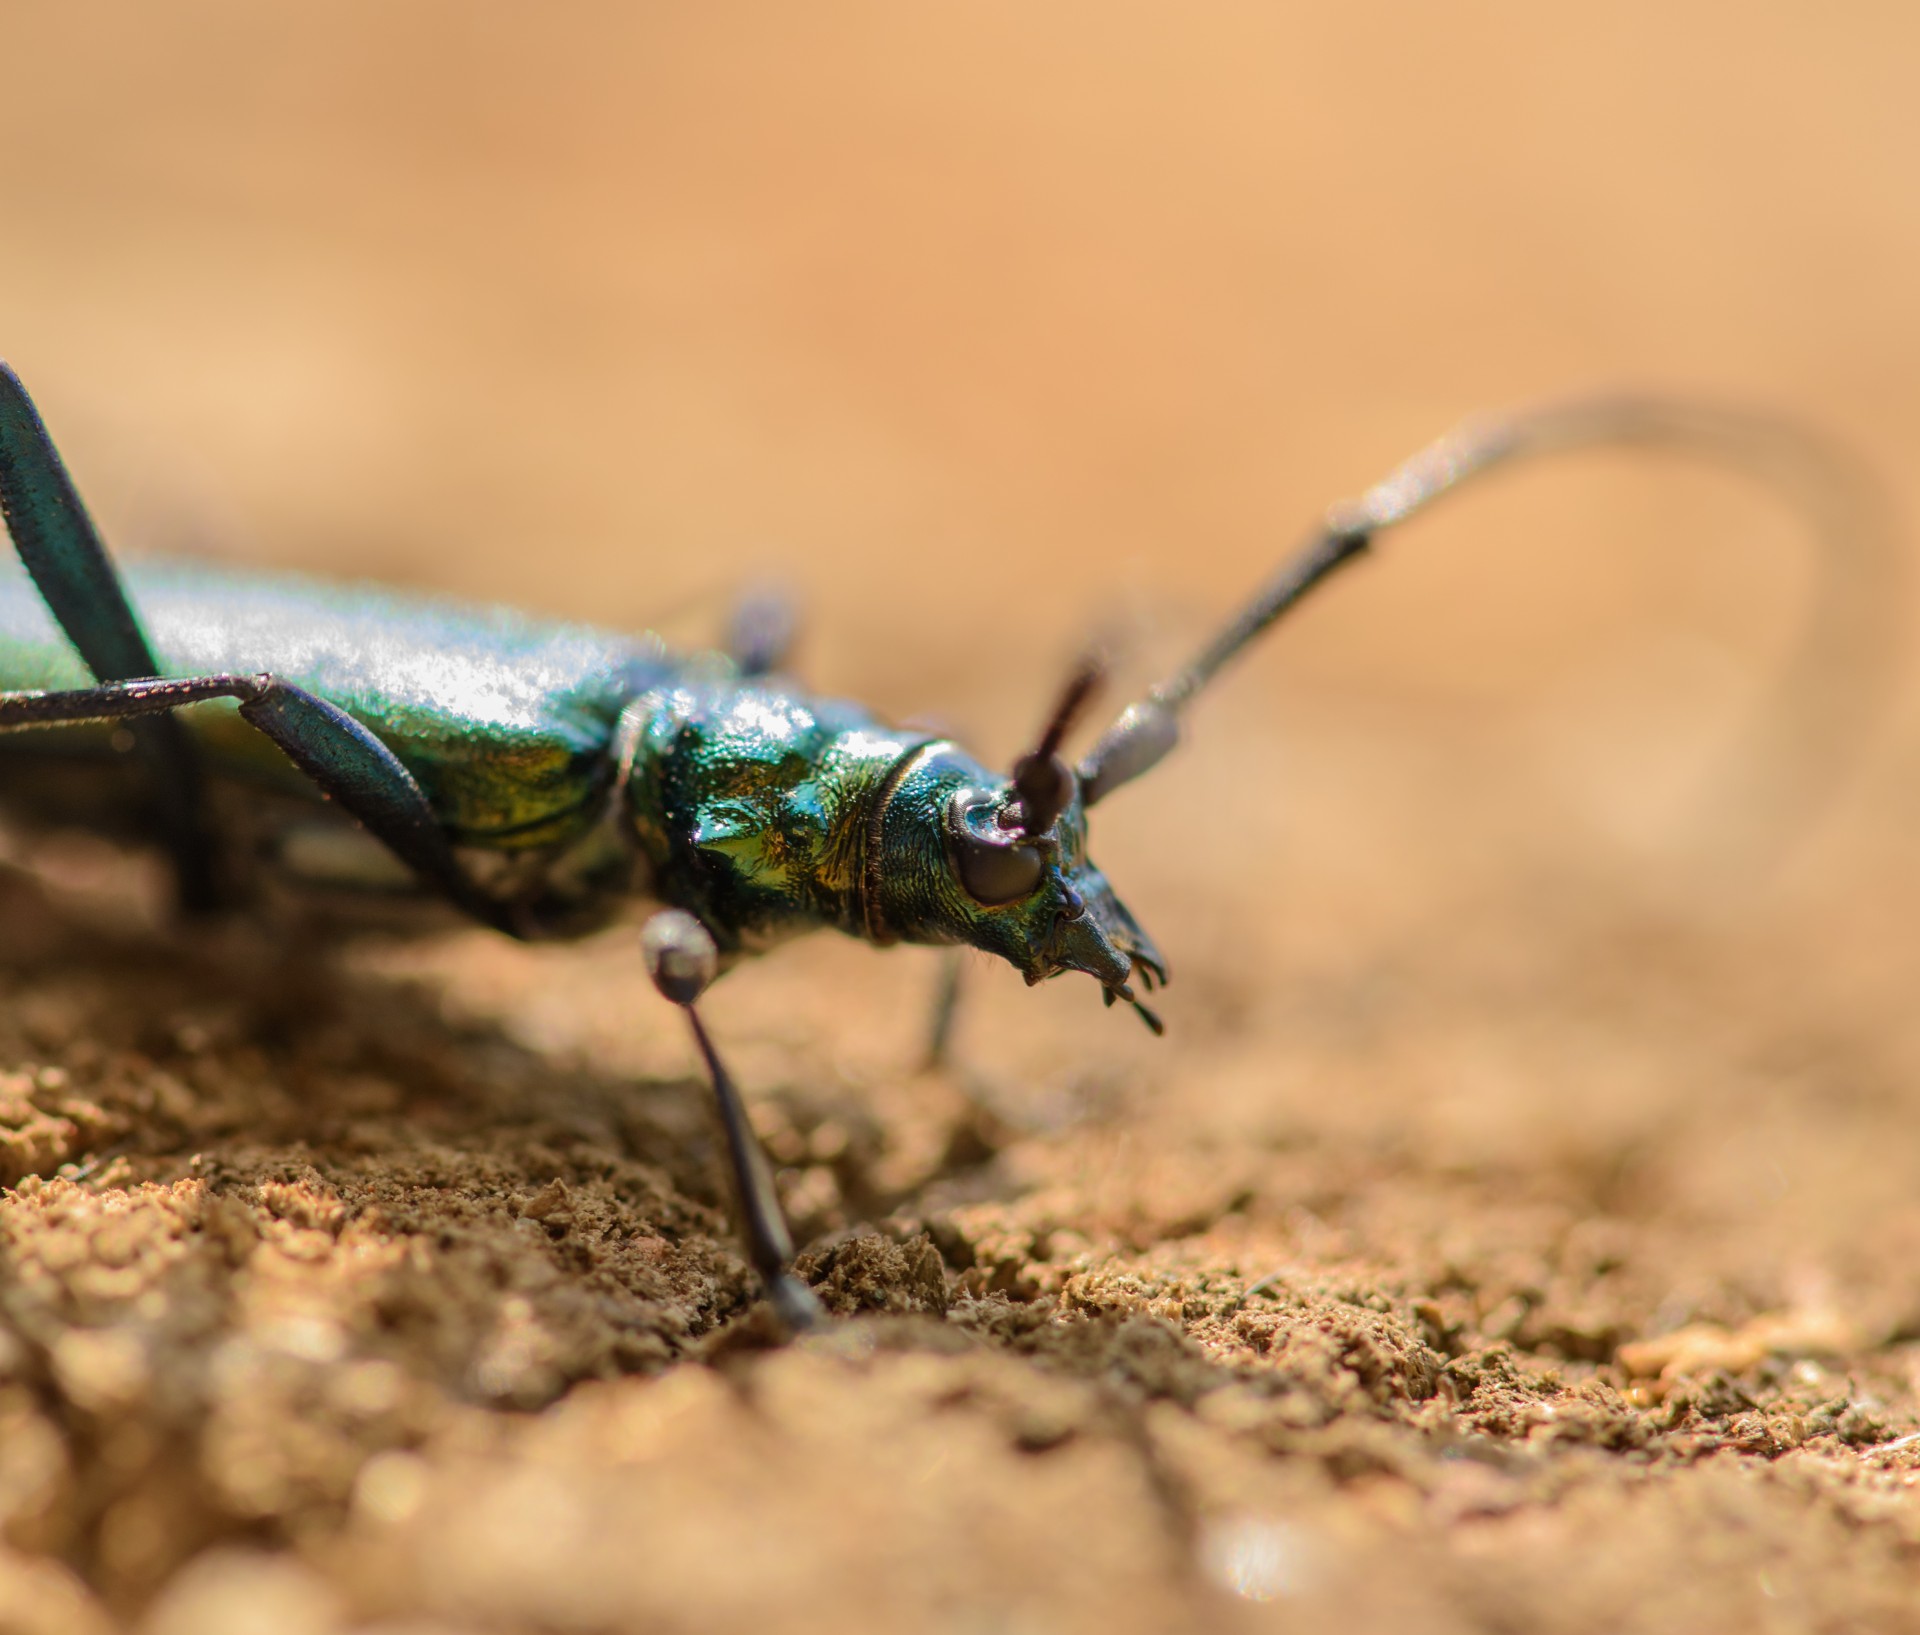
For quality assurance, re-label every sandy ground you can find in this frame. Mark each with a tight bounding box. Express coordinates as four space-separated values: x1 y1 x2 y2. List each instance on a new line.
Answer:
5 5 1920 1631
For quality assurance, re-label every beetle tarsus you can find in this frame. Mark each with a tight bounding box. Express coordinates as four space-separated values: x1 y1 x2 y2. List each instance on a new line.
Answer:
769 1273 826 1332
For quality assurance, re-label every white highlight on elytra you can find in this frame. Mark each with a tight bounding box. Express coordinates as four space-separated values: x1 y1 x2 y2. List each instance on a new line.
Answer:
837 728 906 762
729 693 810 743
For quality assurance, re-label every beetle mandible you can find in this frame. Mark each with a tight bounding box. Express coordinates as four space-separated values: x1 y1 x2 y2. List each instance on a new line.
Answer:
0 365 1887 1327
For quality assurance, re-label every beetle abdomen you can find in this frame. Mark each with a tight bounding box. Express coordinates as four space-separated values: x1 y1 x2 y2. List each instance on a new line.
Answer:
0 559 674 850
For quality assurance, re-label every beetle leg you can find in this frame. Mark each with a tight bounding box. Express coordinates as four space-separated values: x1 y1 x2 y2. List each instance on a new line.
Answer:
0 672 514 935
0 364 217 911
641 909 823 1332
923 947 965 1070
723 582 799 678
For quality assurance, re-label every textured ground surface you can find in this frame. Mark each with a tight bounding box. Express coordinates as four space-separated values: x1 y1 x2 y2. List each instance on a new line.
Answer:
5 5 1920 1632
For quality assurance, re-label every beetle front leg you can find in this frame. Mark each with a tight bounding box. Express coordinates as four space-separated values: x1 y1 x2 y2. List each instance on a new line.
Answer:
641 909 823 1332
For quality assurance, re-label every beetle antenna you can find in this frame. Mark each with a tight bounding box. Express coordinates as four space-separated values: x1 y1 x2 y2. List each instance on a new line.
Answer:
1078 393 1905 859
1009 650 1105 837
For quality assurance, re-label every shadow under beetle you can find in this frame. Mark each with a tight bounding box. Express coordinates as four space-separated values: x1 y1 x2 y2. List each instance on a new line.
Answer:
0 364 1893 1327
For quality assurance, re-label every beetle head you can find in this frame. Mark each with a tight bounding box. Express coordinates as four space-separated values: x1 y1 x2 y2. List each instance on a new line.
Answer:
867 662 1166 1030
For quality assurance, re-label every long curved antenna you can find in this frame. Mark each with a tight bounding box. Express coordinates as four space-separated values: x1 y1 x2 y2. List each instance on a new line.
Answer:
1079 394 1905 866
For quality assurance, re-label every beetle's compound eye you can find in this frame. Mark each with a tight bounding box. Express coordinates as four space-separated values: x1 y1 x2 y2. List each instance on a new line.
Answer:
946 788 1047 905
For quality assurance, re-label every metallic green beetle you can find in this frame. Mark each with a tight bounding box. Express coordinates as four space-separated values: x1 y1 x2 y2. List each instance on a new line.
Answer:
0 364 1887 1327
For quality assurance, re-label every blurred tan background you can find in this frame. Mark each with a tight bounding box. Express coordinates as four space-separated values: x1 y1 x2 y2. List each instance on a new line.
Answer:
5 7 1911 652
